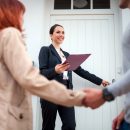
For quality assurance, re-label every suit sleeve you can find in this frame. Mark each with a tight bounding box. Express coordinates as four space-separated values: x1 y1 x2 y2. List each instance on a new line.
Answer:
2 28 86 107
38 47 58 79
108 70 130 97
74 66 102 85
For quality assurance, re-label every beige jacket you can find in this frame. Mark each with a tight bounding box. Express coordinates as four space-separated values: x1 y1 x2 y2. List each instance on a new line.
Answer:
0 27 86 130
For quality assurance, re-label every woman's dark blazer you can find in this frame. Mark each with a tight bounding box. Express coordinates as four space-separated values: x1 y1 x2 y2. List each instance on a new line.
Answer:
39 44 102 89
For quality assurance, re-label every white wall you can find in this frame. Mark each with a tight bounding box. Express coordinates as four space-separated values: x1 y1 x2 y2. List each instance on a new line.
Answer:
21 0 46 130
122 9 130 32
21 0 45 63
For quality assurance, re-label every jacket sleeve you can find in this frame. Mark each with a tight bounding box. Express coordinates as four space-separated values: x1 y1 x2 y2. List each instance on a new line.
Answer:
38 47 58 79
74 66 102 85
2 28 86 107
108 70 130 97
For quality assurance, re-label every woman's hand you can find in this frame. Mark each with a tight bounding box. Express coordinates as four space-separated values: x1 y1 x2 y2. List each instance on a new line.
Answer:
112 110 125 130
55 63 70 74
101 80 110 87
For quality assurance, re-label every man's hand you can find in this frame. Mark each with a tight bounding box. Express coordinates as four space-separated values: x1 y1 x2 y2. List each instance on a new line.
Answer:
82 88 105 109
112 110 125 130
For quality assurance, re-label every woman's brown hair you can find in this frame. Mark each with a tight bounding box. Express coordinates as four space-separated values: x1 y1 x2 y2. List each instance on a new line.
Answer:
0 0 25 32
49 24 63 35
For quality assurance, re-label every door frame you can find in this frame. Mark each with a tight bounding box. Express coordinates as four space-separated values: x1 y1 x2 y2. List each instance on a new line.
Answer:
37 0 123 130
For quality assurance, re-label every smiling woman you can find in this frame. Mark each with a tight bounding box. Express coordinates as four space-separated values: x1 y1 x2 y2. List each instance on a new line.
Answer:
39 23 109 130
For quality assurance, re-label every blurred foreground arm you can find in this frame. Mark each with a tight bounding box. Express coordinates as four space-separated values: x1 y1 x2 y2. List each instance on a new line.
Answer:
2 28 86 107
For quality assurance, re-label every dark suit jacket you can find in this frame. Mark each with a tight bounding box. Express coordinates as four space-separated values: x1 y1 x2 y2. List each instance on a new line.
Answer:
39 44 102 89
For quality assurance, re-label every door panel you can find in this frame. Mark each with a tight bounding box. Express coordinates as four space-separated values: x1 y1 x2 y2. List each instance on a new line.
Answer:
50 15 119 130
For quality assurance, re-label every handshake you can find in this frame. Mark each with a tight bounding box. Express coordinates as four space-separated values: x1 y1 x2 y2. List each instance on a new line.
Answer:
81 88 106 109
81 86 114 109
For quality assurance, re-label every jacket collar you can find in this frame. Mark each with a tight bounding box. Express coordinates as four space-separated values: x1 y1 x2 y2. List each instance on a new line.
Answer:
49 44 62 62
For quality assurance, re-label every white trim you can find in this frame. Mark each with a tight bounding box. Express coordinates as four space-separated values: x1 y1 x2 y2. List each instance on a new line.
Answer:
71 0 73 9
50 10 115 15
91 0 93 9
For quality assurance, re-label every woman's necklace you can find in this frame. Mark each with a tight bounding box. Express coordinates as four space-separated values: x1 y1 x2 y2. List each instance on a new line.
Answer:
56 49 65 58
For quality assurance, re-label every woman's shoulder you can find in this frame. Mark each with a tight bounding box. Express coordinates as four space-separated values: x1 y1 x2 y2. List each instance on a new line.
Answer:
1 27 21 39
40 46 50 54
40 46 49 50
1 27 20 34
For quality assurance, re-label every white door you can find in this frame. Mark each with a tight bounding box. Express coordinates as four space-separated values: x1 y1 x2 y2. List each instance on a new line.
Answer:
50 14 122 130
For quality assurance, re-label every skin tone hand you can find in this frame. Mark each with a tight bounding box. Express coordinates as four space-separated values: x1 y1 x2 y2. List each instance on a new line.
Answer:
55 63 70 74
101 80 110 87
112 110 125 130
82 88 105 109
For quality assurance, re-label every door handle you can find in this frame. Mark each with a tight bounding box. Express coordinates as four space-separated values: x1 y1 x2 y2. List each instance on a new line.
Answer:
112 79 116 83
